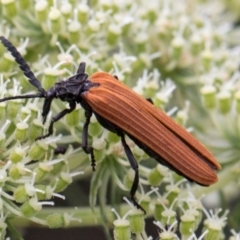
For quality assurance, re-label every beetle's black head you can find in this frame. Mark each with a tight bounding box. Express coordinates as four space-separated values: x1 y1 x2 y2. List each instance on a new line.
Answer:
41 62 89 123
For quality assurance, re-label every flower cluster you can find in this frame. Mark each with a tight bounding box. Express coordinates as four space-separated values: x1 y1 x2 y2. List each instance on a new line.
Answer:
0 0 240 239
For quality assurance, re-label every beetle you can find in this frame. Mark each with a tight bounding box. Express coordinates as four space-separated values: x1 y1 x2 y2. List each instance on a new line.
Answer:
0 36 221 212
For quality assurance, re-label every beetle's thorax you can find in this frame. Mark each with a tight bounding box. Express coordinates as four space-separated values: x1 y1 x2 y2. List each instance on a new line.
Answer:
47 73 99 102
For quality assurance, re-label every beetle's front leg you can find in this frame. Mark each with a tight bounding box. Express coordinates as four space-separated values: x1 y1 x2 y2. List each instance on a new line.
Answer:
36 101 76 141
119 133 146 214
82 109 96 171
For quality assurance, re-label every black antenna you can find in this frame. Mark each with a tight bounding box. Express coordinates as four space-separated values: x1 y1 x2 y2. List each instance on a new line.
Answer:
0 36 45 94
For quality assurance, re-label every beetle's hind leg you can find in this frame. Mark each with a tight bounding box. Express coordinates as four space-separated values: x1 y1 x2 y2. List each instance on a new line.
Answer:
119 133 146 214
81 109 96 171
36 101 76 141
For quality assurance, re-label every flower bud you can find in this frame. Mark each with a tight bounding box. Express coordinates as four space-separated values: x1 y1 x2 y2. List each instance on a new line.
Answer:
154 198 169 221
10 147 26 163
20 198 42 217
60 2 72 19
19 0 30 9
128 209 145 234
107 24 122 45
161 209 176 227
180 214 196 237
2 0 17 18
201 50 213 71
46 213 71 228
13 185 29 203
89 117 103 137
171 37 184 59
68 21 81 44
42 68 59 90
15 122 28 142
148 165 168 186
35 0 48 22
35 162 53 182
28 141 48 160
200 85 216 109
28 119 44 141
54 172 72 192
49 7 62 34
65 108 80 127
217 91 231 114
113 219 131 240
6 101 22 120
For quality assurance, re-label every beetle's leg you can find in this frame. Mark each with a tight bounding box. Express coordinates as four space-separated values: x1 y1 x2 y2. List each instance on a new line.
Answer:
82 109 96 171
36 101 76 141
120 133 146 214
146 98 153 104
113 75 119 80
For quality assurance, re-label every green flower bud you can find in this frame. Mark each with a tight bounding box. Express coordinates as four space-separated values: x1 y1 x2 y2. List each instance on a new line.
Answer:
35 163 53 182
9 165 21 180
89 117 103 137
6 100 22 120
2 0 17 18
139 195 150 212
35 0 48 22
113 219 131 240
49 8 62 34
92 138 106 162
154 198 169 221
77 3 89 23
161 209 176 227
123 169 135 190
107 24 122 45
19 0 30 9
65 108 80 127
35 184 55 200
42 68 59 90
200 85 216 109
165 185 180 206
13 185 29 203
171 37 184 59
86 19 100 36
20 198 42 217
28 119 44 141
15 122 28 142
20 107 31 121
143 81 158 99
60 2 72 19
107 131 119 143
68 21 81 44
28 141 48 160
201 50 213 71
159 231 176 240
180 214 196 237
9 162 29 180
51 161 65 175
54 172 72 192
205 222 222 240
217 91 231 114
128 209 145 234
190 34 203 56
47 213 72 228
175 109 188 126
10 147 26 163
148 165 168 186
